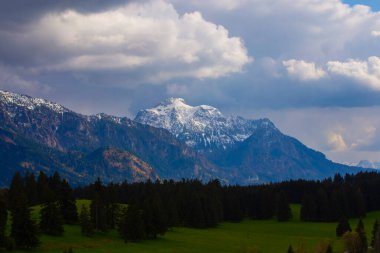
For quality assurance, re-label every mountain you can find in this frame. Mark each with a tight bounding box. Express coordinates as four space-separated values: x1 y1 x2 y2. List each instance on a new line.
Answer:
0 90 219 186
356 160 380 170
135 98 273 153
135 98 362 183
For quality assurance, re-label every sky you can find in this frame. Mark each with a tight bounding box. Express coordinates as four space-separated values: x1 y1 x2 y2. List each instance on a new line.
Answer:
1 0 380 164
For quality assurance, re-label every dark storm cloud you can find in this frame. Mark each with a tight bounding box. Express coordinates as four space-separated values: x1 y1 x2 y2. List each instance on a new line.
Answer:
0 0 139 24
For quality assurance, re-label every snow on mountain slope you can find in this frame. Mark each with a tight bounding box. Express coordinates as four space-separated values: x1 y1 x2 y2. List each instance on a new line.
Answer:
0 90 69 114
135 98 276 152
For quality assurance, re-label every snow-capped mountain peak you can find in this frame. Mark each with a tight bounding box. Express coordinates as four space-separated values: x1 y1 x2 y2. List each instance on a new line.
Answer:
135 98 276 152
0 90 68 114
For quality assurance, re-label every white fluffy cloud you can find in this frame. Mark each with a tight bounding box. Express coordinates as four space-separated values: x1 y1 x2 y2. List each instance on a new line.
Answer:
282 59 326 81
327 56 380 89
0 1 250 83
328 133 348 151
372 31 380 37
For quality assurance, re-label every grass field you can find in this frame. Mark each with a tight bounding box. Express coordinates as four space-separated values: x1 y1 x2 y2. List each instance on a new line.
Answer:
6 203 380 253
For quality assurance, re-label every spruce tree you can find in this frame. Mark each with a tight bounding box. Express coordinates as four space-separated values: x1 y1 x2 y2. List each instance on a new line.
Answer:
79 205 93 236
374 229 380 253
90 179 108 232
0 193 7 246
336 216 352 237
287 245 295 253
10 192 40 249
59 180 78 224
371 219 379 248
355 219 368 253
118 206 146 242
40 200 64 236
300 193 317 221
276 191 292 222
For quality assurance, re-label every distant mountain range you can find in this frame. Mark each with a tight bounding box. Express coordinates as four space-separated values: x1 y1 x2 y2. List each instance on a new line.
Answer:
136 98 361 184
353 160 380 170
0 90 365 186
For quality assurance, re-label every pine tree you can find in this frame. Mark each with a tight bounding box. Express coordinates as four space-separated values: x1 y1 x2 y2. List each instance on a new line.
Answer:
352 188 366 218
276 191 292 222
79 205 93 236
90 179 108 232
118 206 146 242
336 216 352 237
287 245 295 253
142 192 168 239
37 171 51 204
59 180 78 224
10 192 40 249
355 219 368 253
371 219 379 248
325 244 333 253
374 229 380 252
0 193 7 246
300 193 317 221
40 200 64 236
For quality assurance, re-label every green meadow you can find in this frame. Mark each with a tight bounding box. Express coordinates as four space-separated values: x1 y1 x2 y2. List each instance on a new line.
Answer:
7 202 380 253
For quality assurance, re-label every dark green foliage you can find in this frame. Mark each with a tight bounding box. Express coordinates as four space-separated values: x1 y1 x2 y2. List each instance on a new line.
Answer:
118 206 146 242
374 229 380 252
336 216 352 237
287 245 294 253
59 180 78 224
325 244 333 253
300 193 317 221
276 191 292 222
4 237 15 251
90 179 108 232
40 201 64 236
371 219 379 248
355 219 368 253
63 247 74 253
10 192 40 249
0 194 7 246
352 188 366 218
142 192 168 238
79 205 93 236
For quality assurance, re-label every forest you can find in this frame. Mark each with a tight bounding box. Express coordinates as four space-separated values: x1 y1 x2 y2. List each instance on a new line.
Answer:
0 171 380 252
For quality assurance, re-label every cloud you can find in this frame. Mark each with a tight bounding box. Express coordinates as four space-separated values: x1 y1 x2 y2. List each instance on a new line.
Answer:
372 31 380 37
327 56 380 90
282 59 326 81
328 132 348 151
0 1 250 84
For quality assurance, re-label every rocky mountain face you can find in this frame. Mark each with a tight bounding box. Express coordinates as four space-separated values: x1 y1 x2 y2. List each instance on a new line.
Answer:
0 91 219 186
135 98 362 183
0 91 364 186
135 98 274 153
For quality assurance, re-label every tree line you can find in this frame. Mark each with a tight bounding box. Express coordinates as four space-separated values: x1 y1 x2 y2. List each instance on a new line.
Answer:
0 171 380 250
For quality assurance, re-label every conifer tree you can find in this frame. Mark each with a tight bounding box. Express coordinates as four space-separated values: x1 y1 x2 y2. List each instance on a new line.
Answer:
325 244 333 253
118 206 146 242
300 193 317 221
90 179 108 232
336 216 352 237
10 192 40 249
287 245 295 253
374 229 380 253
355 219 368 253
142 192 168 239
40 200 64 236
276 191 292 222
59 180 78 224
0 193 7 246
79 205 93 236
371 219 379 248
